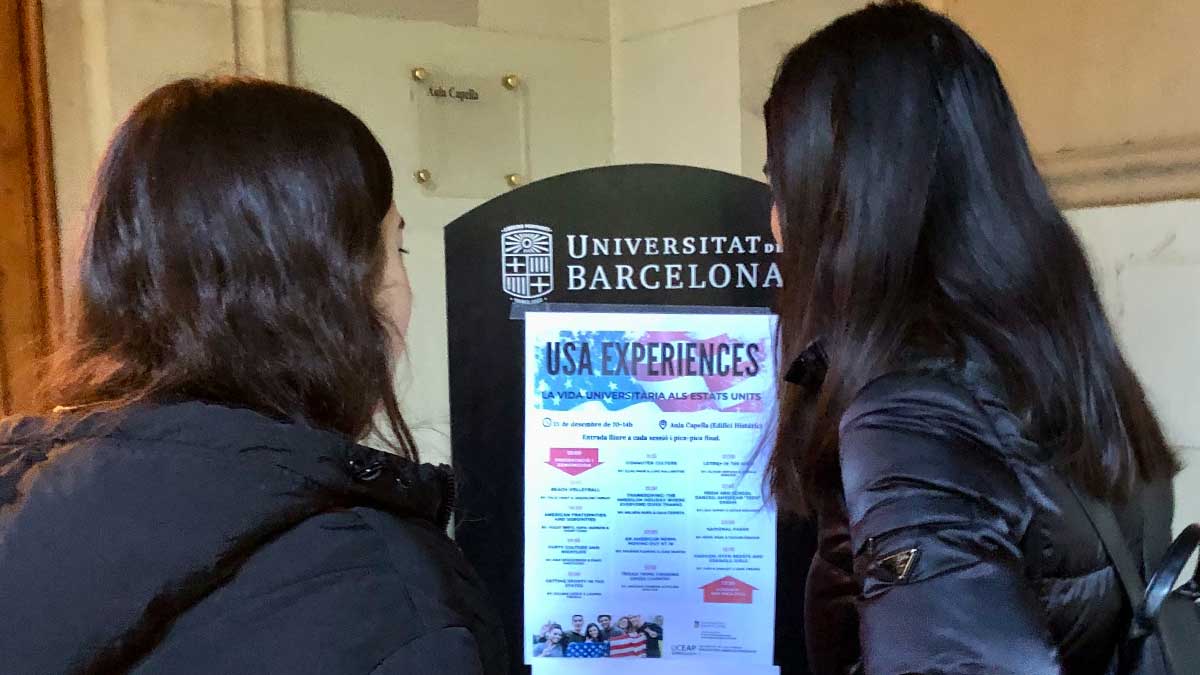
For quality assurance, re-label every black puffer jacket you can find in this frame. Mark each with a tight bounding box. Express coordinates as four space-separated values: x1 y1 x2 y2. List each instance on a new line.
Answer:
805 367 1173 675
0 402 506 674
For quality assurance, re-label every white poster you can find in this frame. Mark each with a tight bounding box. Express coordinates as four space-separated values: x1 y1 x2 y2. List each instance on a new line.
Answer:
523 309 778 669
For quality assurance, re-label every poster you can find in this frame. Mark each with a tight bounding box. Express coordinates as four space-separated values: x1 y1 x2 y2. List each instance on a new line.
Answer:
523 308 778 668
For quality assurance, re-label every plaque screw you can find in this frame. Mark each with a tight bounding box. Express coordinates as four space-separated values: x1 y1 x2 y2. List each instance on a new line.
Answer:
505 173 524 188
502 73 520 90
411 67 428 82
414 169 432 185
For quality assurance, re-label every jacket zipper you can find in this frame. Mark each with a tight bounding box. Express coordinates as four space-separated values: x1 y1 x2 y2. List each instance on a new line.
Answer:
439 468 458 531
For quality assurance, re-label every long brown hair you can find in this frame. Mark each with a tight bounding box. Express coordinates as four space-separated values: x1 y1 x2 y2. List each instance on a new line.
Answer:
38 77 416 459
764 2 1175 514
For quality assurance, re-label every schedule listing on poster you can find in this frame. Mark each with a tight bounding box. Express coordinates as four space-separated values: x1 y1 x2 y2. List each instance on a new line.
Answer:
523 309 777 665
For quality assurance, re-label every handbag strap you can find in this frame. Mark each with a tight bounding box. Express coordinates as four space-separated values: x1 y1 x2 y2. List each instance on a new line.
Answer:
1061 479 1154 638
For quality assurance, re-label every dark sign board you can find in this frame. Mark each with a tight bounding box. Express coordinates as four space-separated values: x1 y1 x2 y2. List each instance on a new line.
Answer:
444 164 814 674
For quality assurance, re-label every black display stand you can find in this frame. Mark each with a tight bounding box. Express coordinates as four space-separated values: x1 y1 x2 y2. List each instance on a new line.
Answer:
444 164 815 674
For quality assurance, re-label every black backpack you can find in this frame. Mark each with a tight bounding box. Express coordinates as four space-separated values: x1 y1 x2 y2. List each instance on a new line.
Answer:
1069 480 1200 674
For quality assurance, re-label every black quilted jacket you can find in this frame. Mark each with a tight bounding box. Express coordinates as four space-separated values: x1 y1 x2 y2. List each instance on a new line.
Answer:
0 402 507 674
805 368 1173 675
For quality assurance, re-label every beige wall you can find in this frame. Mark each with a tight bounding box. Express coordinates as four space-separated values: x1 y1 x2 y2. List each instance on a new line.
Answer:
607 0 778 172
612 10 742 171
1072 200 1200 528
289 5 612 463
43 0 286 301
949 0 1200 207
290 0 609 40
610 0 924 174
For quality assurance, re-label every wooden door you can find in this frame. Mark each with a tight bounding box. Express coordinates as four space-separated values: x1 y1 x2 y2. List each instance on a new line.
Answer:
0 0 61 415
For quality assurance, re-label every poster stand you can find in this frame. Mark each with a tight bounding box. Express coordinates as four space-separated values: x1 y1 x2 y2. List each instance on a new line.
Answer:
445 165 815 673
521 304 777 665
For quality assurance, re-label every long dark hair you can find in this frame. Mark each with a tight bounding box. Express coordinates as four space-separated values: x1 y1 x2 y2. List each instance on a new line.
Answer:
39 77 416 459
764 1 1176 514
585 623 603 642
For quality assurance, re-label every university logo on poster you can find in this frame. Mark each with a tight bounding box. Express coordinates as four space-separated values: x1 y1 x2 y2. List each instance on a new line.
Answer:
501 224 554 302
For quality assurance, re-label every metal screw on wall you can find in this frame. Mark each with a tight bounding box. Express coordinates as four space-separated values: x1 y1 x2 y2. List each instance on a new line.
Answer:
502 73 520 90
505 173 524 188
414 169 432 186
411 67 428 82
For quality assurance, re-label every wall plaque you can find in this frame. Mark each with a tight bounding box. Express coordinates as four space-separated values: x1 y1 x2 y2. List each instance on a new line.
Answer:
410 66 529 198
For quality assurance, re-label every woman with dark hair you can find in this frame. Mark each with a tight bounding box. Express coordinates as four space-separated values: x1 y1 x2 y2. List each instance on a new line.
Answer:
564 623 609 658
533 626 565 658
764 3 1178 674
0 77 504 674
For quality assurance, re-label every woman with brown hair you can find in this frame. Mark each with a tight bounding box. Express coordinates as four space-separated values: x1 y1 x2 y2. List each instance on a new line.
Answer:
0 77 504 674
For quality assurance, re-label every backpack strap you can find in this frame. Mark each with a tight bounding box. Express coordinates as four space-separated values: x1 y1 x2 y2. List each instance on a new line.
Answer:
1060 480 1154 639
936 364 1181 673
942 368 1152 636
1139 479 1175 582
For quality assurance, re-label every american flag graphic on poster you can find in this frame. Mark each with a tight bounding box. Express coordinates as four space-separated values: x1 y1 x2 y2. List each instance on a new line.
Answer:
564 641 610 658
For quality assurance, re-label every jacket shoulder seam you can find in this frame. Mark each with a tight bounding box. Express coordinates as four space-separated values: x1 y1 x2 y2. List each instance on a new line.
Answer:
365 626 478 675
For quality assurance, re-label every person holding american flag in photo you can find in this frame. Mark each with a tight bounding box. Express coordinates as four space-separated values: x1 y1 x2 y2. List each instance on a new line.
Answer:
607 617 647 658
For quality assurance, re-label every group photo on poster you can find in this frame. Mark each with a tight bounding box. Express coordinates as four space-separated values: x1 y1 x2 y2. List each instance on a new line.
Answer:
523 309 778 666
531 612 665 658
